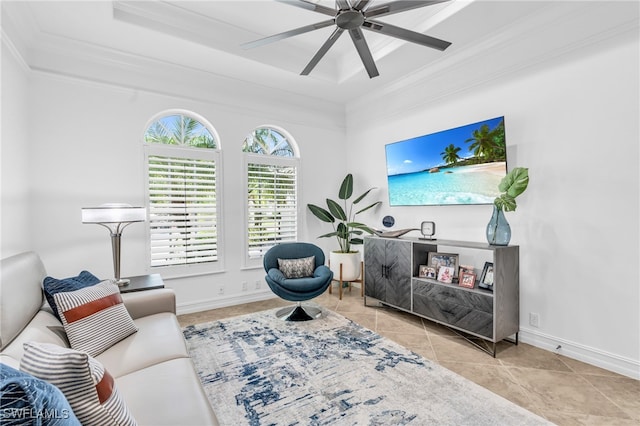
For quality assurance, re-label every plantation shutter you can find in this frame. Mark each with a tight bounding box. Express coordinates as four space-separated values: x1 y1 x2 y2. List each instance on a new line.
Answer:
247 162 297 259
148 154 218 267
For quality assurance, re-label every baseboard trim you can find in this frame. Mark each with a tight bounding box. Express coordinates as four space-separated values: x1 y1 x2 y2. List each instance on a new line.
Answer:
519 327 640 380
176 291 277 315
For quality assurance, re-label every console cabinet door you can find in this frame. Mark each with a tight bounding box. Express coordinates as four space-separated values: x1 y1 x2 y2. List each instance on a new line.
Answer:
384 239 411 310
364 238 411 310
364 238 386 301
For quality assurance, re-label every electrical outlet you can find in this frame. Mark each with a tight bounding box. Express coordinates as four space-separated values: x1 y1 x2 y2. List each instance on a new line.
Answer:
255 280 261 289
242 281 248 291
529 312 540 328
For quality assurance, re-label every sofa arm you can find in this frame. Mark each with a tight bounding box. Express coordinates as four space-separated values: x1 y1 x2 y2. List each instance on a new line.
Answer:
120 289 176 319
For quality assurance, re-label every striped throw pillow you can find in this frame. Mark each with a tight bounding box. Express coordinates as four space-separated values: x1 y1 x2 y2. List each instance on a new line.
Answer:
21 342 137 426
53 280 137 357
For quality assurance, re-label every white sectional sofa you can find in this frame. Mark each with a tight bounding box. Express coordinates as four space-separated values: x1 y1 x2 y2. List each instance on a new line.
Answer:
0 251 219 425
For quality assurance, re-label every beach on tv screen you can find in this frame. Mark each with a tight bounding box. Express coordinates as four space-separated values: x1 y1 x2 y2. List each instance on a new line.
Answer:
385 116 507 206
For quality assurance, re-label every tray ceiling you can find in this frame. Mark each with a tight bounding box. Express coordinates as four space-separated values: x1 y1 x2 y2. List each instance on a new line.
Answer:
2 1 637 105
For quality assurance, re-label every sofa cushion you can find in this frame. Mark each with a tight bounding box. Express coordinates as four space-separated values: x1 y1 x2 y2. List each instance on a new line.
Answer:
21 342 137 426
54 281 137 357
96 312 189 378
0 252 46 351
278 256 315 278
1 363 81 426
0 310 71 363
115 358 219 426
43 270 101 321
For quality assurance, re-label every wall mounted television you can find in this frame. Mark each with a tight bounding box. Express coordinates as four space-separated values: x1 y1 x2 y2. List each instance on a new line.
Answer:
385 116 507 206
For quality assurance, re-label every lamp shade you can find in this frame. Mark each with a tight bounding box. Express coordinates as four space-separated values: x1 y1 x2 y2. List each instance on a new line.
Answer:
81 203 146 224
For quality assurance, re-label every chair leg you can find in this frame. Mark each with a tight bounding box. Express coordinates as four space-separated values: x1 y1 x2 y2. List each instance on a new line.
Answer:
339 263 343 300
275 302 322 321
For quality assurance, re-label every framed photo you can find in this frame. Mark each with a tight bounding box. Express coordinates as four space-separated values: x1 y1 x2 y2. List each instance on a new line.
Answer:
459 264 474 277
425 266 437 279
437 266 455 284
427 252 459 276
459 272 476 289
479 262 494 290
418 265 430 278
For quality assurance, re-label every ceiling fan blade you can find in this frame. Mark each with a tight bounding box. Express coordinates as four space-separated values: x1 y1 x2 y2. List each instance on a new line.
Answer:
276 0 336 17
363 19 451 51
365 0 449 19
242 19 334 49
348 28 379 78
353 0 372 11
336 0 351 10
301 28 345 75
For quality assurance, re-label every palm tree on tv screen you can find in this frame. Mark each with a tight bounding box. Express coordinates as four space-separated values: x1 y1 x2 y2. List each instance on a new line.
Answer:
464 120 506 162
441 144 462 165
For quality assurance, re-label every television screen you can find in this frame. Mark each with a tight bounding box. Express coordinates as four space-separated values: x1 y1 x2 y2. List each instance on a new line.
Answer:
385 116 507 206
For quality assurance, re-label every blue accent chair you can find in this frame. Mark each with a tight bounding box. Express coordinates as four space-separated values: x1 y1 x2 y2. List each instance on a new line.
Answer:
263 242 333 321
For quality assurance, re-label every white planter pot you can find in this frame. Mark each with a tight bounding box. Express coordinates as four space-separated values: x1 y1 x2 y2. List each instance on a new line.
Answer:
329 251 362 282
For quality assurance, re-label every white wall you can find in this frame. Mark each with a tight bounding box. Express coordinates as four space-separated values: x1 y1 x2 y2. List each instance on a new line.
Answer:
346 35 639 377
4 65 346 312
1 40 32 257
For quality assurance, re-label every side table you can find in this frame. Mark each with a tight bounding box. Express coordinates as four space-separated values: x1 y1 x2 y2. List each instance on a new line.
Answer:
119 274 165 293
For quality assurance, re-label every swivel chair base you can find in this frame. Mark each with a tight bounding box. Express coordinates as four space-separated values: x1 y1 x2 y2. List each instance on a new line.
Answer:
276 303 322 321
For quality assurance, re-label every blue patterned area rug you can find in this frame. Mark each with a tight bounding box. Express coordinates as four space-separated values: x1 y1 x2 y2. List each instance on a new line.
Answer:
183 306 552 426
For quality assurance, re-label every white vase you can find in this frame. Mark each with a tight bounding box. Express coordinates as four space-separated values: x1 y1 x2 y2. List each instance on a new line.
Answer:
329 251 362 282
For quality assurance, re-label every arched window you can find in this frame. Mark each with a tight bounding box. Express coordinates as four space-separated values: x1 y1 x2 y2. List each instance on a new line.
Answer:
144 111 222 276
243 126 300 267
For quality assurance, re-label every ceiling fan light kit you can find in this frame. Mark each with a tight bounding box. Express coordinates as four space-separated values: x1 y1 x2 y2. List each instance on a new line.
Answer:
243 0 453 78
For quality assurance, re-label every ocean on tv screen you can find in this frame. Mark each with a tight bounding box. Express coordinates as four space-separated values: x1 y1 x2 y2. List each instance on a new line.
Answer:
387 162 506 206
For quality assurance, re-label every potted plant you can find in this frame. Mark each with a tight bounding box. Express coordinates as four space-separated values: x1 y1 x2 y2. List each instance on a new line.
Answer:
487 167 529 245
308 174 381 281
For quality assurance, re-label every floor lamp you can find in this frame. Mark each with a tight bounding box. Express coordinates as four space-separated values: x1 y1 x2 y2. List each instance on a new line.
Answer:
81 203 146 286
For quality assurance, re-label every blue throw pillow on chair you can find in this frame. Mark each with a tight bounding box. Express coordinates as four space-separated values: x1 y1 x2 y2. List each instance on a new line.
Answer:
43 271 101 321
0 363 80 425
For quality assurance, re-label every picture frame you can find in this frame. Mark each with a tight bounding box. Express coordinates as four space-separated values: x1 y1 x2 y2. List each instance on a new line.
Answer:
458 264 474 277
479 262 494 290
459 272 476 289
427 252 459 276
418 265 430 278
425 266 437 279
437 266 455 284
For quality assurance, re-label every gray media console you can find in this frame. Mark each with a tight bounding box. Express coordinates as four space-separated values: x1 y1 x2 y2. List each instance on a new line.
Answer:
363 236 519 357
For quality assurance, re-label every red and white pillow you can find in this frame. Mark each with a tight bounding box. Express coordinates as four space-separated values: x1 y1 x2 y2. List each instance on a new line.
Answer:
53 280 137 357
21 341 137 426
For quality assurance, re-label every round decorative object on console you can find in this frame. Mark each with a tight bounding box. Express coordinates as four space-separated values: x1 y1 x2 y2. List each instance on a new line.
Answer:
382 215 395 228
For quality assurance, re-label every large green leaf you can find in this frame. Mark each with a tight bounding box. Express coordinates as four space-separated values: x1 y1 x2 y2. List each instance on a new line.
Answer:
308 204 334 223
499 167 529 199
338 174 353 200
356 201 382 215
336 222 349 239
494 194 517 212
352 188 374 204
327 199 347 221
318 231 338 238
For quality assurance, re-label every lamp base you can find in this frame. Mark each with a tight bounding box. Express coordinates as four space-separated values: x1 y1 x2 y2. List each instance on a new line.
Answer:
113 278 130 287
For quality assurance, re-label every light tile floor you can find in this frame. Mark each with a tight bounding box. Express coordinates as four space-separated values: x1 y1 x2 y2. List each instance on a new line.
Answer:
178 285 640 426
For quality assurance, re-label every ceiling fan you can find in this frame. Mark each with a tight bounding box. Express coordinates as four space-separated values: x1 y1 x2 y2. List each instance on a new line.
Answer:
242 0 452 78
